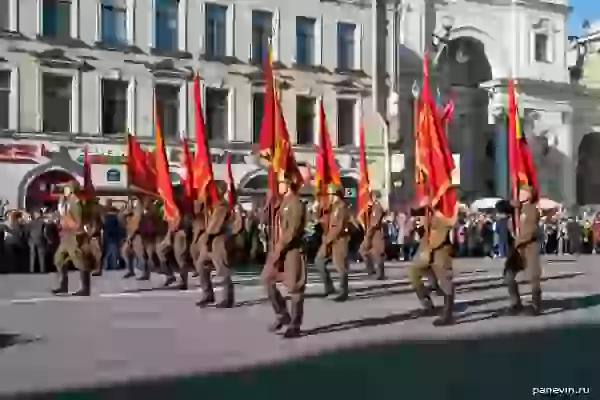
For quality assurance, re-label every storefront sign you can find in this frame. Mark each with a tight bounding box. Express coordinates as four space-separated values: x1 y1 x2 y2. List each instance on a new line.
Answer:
106 168 121 182
91 164 128 188
0 143 39 163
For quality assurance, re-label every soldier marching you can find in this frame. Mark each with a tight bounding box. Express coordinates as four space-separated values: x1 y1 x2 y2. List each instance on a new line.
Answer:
40 175 545 338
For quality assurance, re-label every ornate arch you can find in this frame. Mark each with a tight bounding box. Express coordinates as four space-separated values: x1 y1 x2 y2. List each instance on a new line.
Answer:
238 168 267 191
576 131 600 204
449 25 508 79
19 163 79 208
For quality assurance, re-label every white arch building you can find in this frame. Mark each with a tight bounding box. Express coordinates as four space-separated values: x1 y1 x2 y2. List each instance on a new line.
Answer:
0 0 579 208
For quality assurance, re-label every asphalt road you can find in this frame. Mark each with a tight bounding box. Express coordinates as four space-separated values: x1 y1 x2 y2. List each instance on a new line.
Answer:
0 256 598 399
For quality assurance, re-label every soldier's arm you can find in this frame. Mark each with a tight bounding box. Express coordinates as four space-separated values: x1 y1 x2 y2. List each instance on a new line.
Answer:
323 204 348 245
365 205 383 234
206 205 228 236
231 212 244 235
70 201 84 227
275 199 304 252
193 199 204 215
117 208 130 225
515 206 539 247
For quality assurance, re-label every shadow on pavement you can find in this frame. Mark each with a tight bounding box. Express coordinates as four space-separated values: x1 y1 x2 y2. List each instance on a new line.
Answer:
346 272 582 302
28 323 596 400
0 332 42 349
457 293 600 324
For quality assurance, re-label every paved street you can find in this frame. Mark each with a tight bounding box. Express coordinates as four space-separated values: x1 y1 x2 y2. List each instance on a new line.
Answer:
0 256 598 398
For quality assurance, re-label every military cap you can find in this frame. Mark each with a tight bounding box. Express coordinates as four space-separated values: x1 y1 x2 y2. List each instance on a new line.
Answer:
519 184 533 193
326 183 343 195
65 180 81 190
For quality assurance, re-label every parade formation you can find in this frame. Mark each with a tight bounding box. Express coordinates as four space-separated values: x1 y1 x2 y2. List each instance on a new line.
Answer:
36 50 542 341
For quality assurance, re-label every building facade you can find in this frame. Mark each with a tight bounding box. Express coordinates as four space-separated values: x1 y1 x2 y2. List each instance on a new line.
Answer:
0 0 579 209
568 21 600 204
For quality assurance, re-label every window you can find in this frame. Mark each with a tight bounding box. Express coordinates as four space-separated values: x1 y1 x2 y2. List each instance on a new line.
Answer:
205 88 229 142
0 1 9 30
337 22 355 70
251 10 272 64
42 73 72 133
101 0 127 45
296 17 315 66
101 79 127 134
534 33 548 62
155 0 178 51
42 0 71 39
205 3 227 58
337 98 356 147
252 91 264 143
155 83 180 137
296 96 315 145
0 71 10 131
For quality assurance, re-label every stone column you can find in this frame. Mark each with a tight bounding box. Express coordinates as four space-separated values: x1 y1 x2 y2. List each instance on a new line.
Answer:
493 112 508 198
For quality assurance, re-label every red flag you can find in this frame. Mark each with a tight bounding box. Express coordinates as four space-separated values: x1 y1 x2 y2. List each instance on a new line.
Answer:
82 147 96 200
417 54 457 220
225 152 236 211
257 41 276 168
153 101 180 226
356 124 371 228
314 98 341 202
127 133 157 194
180 132 195 212
257 42 302 202
192 73 219 207
507 79 539 202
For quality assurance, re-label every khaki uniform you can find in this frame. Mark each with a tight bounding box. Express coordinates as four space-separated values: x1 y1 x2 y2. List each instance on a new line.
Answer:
359 201 386 279
190 200 208 265
314 199 350 300
87 205 103 275
261 192 307 337
504 201 542 314
52 195 94 296
195 202 234 307
157 219 191 288
120 202 156 280
408 212 455 325
229 208 245 264
119 203 142 277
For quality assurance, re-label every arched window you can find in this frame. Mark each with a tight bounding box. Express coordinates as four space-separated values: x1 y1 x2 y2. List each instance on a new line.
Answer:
243 174 269 191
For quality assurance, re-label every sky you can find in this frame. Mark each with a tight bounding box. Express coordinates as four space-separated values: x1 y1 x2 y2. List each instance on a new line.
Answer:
568 0 600 35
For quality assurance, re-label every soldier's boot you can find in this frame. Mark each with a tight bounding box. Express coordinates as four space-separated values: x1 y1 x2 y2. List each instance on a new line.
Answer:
51 268 69 295
425 270 444 296
92 265 103 277
433 291 455 327
504 280 524 316
333 272 349 302
526 289 542 316
415 286 437 317
375 259 386 281
215 279 235 309
364 255 376 276
196 268 215 308
283 296 303 339
316 259 335 297
72 270 91 297
161 261 176 287
314 256 334 296
267 285 291 332
136 258 150 281
178 267 189 291
123 257 135 279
